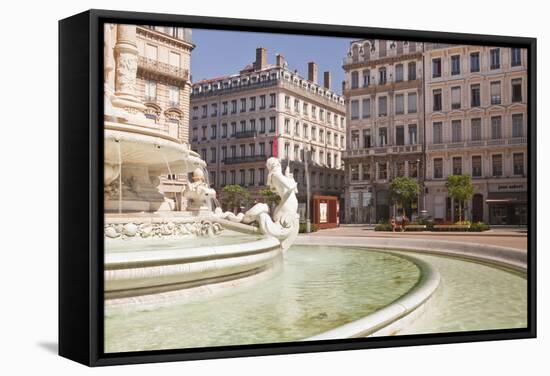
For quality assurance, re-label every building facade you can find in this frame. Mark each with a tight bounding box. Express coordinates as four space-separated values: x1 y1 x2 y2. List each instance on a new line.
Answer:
342 40 425 223
190 48 346 216
424 44 528 225
134 25 194 206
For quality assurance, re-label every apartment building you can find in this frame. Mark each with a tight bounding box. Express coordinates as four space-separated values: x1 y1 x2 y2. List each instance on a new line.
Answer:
424 44 528 225
342 40 425 223
190 48 346 214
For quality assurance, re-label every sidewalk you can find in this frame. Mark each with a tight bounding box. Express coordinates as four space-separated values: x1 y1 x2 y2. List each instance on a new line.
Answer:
306 226 528 251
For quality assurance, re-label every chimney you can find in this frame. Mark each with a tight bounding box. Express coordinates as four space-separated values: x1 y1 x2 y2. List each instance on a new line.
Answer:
276 53 286 67
308 61 318 84
323 71 332 90
254 47 267 70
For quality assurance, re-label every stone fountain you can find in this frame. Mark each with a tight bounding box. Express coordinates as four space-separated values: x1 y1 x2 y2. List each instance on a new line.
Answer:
103 24 299 308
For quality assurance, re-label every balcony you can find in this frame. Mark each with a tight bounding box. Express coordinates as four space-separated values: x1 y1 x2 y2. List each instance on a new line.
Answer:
234 130 258 139
343 144 421 158
223 155 267 164
137 56 190 84
427 137 527 151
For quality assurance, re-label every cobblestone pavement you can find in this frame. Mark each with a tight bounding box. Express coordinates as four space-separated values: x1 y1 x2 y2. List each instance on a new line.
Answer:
305 226 528 251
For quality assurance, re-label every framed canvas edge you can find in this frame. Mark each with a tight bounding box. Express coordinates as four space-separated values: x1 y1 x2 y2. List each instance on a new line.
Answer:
59 8 537 367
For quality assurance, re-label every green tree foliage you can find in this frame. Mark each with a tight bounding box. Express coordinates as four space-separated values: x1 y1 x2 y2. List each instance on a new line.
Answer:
445 174 474 222
389 176 419 214
221 185 250 213
259 188 280 208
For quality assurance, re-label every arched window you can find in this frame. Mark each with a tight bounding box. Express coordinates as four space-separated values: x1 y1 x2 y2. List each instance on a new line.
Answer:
144 103 161 123
363 42 371 60
351 44 359 62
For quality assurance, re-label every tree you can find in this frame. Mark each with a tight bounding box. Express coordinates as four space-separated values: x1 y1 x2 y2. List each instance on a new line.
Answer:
220 185 250 213
259 187 280 208
445 174 474 223
389 176 419 216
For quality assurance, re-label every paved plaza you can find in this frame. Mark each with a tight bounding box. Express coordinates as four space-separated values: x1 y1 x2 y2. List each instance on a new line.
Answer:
305 226 528 251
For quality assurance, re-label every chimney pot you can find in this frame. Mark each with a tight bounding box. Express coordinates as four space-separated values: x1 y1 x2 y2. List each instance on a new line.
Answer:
308 61 318 84
323 71 332 90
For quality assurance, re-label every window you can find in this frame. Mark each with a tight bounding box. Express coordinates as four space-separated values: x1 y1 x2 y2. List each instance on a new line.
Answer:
363 70 370 87
294 99 299 112
395 64 404 82
362 98 370 118
240 98 246 112
268 141 273 156
303 103 309 116
396 126 405 145
490 81 501 105
303 123 308 138
512 78 522 102
471 84 481 107
259 95 266 109
269 117 276 132
351 130 359 149
472 156 482 177
492 154 503 177
434 158 443 179
451 86 461 109
363 129 371 148
284 96 290 109
408 62 416 80
511 48 522 67
451 120 462 142
432 58 442 78
239 170 245 186
409 125 417 145
490 48 500 69
512 114 524 137
239 144 245 157
379 68 387 85
222 101 228 115
409 161 418 178
351 100 359 120
513 153 524 175
284 118 290 134
201 105 208 118
471 118 482 141
249 97 256 111
395 94 404 115
378 96 387 116
221 146 227 160
168 85 179 106
249 169 255 185
408 92 417 113
351 165 359 181
433 89 442 111
259 168 265 185
491 116 502 139
452 157 462 175
294 121 300 137
210 103 218 117
470 52 480 72
144 80 157 101
294 145 299 161
378 162 387 180
378 128 387 146
240 120 246 132
221 171 227 186
396 162 405 177
363 164 371 180
230 170 236 185
210 147 216 163
192 127 198 141
433 122 443 144
201 126 207 140
230 122 236 136
230 145 236 158
259 118 266 133
312 127 317 141
221 123 228 138
269 93 276 108
231 100 237 114
351 71 359 89
210 124 217 139
451 55 461 75
284 143 290 159
145 44 158 60
311 106 317 119
259 142 265 156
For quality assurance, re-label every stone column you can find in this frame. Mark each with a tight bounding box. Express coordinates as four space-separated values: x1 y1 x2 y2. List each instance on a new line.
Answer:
111 24 146 115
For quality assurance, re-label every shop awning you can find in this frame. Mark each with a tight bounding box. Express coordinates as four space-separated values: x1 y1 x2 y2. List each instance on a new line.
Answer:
486 192 527 203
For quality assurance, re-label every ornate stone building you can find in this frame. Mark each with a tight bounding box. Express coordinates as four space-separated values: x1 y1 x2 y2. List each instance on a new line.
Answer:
103 24 194 212
424 44 528 225
342 40 425 223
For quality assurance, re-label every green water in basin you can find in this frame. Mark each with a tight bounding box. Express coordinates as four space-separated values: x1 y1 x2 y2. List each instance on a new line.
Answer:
104 246 421 352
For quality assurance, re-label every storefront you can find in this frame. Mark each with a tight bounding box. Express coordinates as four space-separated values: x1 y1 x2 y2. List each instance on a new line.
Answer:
486 183 527 225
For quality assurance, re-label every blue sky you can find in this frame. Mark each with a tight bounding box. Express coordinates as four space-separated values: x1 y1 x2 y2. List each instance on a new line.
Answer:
190 28 353 94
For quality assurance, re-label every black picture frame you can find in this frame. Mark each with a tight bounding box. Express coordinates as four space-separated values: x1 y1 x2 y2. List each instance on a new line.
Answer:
59 9 537 367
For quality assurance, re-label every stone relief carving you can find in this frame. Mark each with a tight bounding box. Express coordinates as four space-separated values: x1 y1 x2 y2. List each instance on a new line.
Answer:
105 220 224 239
115 53 138 94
